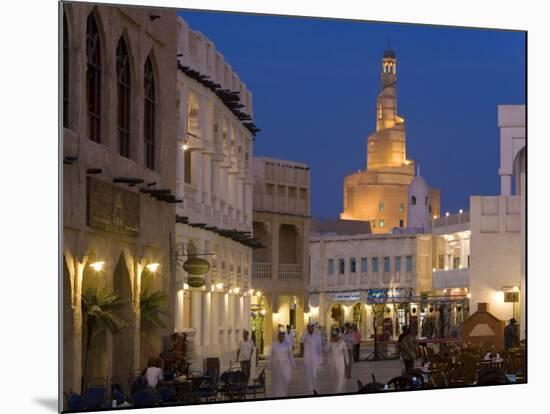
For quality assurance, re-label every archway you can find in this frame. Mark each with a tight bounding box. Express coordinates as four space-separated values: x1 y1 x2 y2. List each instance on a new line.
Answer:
328 303 344 328
81 254 108 384
112 253 134 384
140 265 164 368
62 255 74 394
512 147 526 196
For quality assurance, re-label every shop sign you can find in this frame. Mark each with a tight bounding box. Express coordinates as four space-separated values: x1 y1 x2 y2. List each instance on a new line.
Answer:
187 276 205 288
183 257 211 275
332 292 361 302
504 292 519 303
367 288 413 304
87 177 140 236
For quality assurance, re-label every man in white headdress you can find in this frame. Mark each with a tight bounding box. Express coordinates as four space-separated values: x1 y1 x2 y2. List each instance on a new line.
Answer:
300 322 322 394
270 326 296 397
325 327 349 394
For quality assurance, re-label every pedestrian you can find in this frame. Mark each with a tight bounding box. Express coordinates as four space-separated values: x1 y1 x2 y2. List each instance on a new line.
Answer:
351 324 362 362
236 329 254 382
397 325 407 375
504 318 520 350
270 326 296 397
342 324 353 378
145 357 164 389
285 324 294 351
300 322 322 394
400 326 416 374
326 327 349 394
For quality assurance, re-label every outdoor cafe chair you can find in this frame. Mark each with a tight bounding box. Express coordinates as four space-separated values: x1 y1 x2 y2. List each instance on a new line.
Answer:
222 370 248 401
248 368 266 399
357 374 385 393
386 375 414 391
157 385 178 404
132 388 159 408
108 377 129 407
199 368 220 401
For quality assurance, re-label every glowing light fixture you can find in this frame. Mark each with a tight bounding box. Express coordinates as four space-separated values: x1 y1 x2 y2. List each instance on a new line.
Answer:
248 289 255 296
260 309 266 316
183 283 189 290
146 262 160 273
433 215 438 220
89 261 105 272
233 287 240 294
467 293 472 299
256 290 262 297
446 212 450 217
215 282 224 290
459 209 463 214
182 142 189 151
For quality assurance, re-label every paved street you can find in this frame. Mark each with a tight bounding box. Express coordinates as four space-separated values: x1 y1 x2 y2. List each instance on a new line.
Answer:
259 345 412 398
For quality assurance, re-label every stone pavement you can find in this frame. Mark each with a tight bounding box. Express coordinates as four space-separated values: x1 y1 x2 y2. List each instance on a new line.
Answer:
258 345 413 398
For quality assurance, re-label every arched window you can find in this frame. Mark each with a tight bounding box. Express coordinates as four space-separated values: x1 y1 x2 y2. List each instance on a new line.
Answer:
411 196 416 205
63 11 69 128
116 37 131 158
86 12 102 143
144 56 156 169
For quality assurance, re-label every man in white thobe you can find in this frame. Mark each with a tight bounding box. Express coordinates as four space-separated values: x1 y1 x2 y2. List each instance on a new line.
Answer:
270 327 296 397
300 323 322 394
326 327 349 394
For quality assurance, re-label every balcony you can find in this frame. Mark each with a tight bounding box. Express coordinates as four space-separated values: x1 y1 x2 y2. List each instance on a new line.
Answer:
279 263 302 281
432 268 470 290
252 262 271 280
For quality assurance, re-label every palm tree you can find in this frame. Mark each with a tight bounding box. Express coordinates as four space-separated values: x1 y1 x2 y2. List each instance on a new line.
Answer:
140 287 168 333
81 287 128 387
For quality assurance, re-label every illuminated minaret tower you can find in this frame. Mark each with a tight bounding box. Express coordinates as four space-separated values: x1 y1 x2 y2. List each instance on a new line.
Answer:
368 47 410 171
340 47 441 233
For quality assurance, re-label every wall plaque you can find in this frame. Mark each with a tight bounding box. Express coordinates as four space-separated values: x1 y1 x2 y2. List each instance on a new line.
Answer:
87 177 140 236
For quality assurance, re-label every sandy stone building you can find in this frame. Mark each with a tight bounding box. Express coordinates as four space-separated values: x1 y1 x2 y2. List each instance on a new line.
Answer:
469 105 525 337
250 157 310 355
62 3 177 395
172 17 257 369
340 48 440 233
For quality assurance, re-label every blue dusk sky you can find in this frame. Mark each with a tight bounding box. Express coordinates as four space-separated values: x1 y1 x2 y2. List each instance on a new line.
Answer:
178 9 526 219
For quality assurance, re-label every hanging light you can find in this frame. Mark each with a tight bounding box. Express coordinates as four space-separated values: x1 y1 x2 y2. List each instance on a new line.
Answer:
146 262 160 273
89 261 105 272
182 141 189 151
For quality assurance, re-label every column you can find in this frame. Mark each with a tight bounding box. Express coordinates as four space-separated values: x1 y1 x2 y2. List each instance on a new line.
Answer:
222 292 229 347
210 292 220 351
202 291 211 348
175 287 184 332
133 260 144 371
272 218 280 283
500 174 512 196
72 258 86 393
228 293 235 347
191 290 202 349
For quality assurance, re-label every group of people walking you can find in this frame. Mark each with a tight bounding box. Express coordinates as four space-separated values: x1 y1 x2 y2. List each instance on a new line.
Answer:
269 322 362 397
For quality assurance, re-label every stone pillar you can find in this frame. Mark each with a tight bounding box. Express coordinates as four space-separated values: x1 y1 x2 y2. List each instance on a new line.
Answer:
272 218 280 284
500 174 512 196
263 294 274 356
228 293 235 347
210 292 220 350
222 292 229 347
72 259 87 393
175 287 184 332
202 291 211 348
191 290 202 348
133 260 144 371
